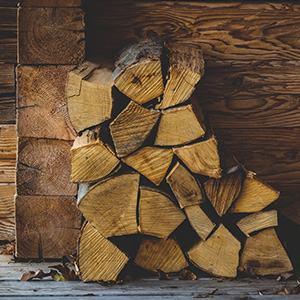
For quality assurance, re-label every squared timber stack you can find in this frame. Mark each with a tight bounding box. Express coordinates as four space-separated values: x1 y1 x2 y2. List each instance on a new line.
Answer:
15 0 85 258
11 0 300 267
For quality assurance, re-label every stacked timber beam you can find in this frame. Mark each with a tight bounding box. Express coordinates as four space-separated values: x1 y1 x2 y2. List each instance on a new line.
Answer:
67 41 293 282
15 0 84 258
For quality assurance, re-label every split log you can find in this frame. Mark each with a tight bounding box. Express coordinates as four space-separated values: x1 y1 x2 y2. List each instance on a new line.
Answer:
0 217 14 241
78 173 139 238
0 160 15 183
188 224 241 278
18 7 84 64
134 237 188 274
238 228 293 276
154 104 206 146
204 168 244 216
237 210 278 237
0 184 15 218
113 41 164 105
109 101 160 157
67 58 114 133
78 222 129 282
138 187 186 238
173 137 221 178
156 42 204 109
71 128 120 183
0 125 16 159
166 162 204 209
122 147 173 186
229 172 280 213
15 195 82 258
184 205 215 241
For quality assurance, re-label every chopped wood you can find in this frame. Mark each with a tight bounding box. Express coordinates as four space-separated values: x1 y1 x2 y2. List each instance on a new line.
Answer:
0 125 16 159
154 105 205 146
67 58 114 133
204 168 244 216
0 185 15 218
173 137 221 178
18 7 84 64
134 237 188 273
239 228 293 276
78 222 129 282
138 187 186 239
71 128 120 183
109 101 160 157
15 196 82 258
113 41 164 105
156 42 204 109
122 147 173 186
188 224 241 278
166 162 204 209
0 160 15 183
229 172 280 213
78 173 139 238
184 205 215 241
0 217 14 241
237 210 278 237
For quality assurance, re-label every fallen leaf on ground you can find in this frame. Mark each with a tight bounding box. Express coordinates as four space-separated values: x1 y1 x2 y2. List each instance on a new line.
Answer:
48 264 79 281
20 269 58 281
157 269 170 280
285 283 300 294
277 272 294 281
179 269 197 280
193 288 218 298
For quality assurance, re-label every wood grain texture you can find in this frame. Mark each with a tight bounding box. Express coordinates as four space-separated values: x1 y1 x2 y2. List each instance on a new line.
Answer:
196 60 300 128
86 1 300 60
17 138 77 196
0 64 15 124
20 0 82 7
0 184 15 218
15 195 82 258
78 222 129 282
0 125 16 159
17 65 76 140
18 7 85 64
214 128 300 193
0 7 17 63
0 160 15 183
0 217 14 241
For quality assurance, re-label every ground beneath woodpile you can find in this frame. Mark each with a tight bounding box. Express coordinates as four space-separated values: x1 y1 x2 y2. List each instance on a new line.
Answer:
1 254 300 299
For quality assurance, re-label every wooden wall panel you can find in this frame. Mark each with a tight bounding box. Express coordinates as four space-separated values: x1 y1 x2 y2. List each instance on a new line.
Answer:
86 1 300 61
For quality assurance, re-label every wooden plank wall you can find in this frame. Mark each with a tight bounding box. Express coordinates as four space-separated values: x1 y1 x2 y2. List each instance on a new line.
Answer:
0 0 18 241
14 0 84 258
85 0 300 205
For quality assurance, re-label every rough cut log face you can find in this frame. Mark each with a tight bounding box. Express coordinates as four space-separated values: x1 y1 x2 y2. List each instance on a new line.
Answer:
67 41 291 280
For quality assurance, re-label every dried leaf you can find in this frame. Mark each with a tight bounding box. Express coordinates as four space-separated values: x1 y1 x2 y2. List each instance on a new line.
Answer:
193 289 218 298
20 269 58 281
277 272 294 281
179 269 197 280
285 283 300 295
242 264 259 278
97 280 124 286
156 269 170 280
49 264 79 281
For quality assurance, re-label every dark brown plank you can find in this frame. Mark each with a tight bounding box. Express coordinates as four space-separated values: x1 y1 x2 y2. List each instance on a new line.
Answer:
18 7 85 64
0 217 14 241
19 0 82 7
17 65 76 140
0 0 19 6
17 138 77 196
215 128 300 194
15 195 82 258
86 1 300 60
0 7 17 63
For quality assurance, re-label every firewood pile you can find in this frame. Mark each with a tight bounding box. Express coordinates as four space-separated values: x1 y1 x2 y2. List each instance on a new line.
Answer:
66 41 293 282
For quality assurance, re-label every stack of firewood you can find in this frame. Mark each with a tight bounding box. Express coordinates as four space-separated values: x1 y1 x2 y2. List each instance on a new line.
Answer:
66 41 293 282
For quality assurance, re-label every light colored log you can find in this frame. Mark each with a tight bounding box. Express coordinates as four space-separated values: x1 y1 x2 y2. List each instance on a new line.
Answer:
113 41 164 105
184 205 215 241
237 210 278 237
0 125 16 159
154 105 205 146
122 147 173 186
109 101 160 157
67 58 114 133
0 184 15 218
134 237 188 274
204 168 243 216
173 137 221 178
78 222 129 282
188 224 241 278
229 172 280 213
71 128 120 183
78 173 139 238
156 42 204 109
238 228 293 276
166 162 204 209
138 187 186 239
